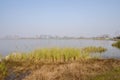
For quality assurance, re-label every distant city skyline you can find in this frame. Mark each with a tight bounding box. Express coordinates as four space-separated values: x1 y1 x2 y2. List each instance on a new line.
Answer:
0 34 117 39
0 0 120 37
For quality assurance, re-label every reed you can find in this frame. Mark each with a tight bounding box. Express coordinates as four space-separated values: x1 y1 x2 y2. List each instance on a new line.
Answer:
0 62 7 79
6 48 90 62
0 54 2 62
82 46 107 53
112 41 120 49
5 46 106 62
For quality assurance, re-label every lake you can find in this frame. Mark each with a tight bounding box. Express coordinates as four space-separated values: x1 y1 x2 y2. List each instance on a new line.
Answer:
0 39 120 59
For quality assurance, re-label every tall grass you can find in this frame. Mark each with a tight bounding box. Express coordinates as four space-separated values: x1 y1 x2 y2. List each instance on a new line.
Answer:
0 62 7 79
82 46 107 53
0 54 2 62
7 48 90 62
6 46 106 62
112 41 120 49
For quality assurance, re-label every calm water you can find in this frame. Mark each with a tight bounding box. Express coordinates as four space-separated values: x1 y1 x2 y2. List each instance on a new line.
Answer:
0 39 120 58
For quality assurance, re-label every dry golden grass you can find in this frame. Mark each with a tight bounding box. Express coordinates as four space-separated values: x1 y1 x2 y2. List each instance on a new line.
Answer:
3 59 120 80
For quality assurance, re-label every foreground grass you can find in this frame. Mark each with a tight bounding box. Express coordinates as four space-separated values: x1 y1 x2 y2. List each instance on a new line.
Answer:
1 59 120 80
112 40 120 49
92 67 120 80
1 46 117 80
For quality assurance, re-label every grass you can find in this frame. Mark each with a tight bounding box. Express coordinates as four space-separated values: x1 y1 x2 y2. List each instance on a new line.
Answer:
0 55 8 79
6 48 90 62
3 59 120 80
0 62 7 80
5 46 106 62
82 46 107 53
92 67 120 80
112 40 120 49
0 54 2 62
0 46 110 80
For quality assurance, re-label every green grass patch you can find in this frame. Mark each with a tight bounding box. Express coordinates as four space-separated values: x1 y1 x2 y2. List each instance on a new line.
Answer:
6 48 90 62
5 46 106 62
112 41 120 49
82 46 107 53
0 62 7 80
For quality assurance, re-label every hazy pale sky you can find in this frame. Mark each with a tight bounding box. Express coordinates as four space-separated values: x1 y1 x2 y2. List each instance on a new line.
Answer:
0 0 120 37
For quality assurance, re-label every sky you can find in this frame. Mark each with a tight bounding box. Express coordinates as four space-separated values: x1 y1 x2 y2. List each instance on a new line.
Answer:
0 0 120 37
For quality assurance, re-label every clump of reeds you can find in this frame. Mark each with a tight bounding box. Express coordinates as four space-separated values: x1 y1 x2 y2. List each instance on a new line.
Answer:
82 46 107 53
0 62 7 79
0 54 3 62
5 52 26 61
5 46 106 62
112 41 120 49
6 48 90 62
29 48 90 62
